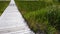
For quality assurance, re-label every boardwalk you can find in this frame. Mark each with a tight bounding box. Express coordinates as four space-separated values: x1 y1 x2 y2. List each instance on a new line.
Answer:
0 0 35 34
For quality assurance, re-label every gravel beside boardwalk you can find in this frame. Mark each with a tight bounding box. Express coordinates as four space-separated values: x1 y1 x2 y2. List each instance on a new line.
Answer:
0 0 35 34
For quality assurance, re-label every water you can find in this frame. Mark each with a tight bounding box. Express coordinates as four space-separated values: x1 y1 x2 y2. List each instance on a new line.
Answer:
0 0 35 34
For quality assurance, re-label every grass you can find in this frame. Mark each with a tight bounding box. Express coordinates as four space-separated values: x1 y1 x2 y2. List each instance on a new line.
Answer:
0 1 10 16
15 0 60 34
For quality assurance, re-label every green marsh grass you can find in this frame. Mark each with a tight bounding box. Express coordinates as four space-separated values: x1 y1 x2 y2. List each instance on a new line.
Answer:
15 0 60 34
0 1 10 16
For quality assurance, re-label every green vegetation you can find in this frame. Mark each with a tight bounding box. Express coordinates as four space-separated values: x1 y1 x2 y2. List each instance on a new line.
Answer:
15 0 60 34
0 1 10 16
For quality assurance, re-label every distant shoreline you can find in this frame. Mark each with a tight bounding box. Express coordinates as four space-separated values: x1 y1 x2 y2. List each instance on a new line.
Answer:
0 0 10 1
